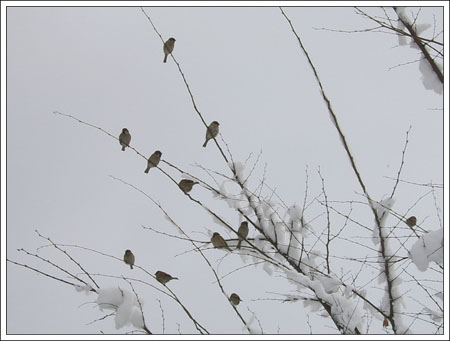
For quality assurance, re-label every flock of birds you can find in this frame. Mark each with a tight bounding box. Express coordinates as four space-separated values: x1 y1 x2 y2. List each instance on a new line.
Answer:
121 221 250 306
118 38 244 306
119 37 420 309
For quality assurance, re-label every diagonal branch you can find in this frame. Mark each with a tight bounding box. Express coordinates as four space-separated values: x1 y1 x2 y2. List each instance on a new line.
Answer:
393 7 443 83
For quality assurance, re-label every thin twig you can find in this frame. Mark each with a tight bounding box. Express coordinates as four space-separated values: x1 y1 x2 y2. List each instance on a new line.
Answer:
36 230 100 289
122 277 152 334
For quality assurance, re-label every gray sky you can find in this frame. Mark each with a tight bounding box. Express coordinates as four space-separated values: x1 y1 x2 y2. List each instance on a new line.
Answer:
4 4 445 336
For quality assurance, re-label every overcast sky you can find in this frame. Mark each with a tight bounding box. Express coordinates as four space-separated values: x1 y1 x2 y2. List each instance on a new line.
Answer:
3 3 446 336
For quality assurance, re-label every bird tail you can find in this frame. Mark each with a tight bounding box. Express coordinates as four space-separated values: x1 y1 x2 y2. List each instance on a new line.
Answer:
130 264 133 269
237 240 242 249
122 145 126 151
163 55 167 63
203 140 207 147
144 167 150 174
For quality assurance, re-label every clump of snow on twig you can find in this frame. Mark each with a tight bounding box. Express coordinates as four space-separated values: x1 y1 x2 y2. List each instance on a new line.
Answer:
395 7 410 23
229 161 246 184
284 267 364 333
74 284 92 294
415 23 431 35
372 197 395 245
95 287 144 330
409 228 443 271
418 58 443 95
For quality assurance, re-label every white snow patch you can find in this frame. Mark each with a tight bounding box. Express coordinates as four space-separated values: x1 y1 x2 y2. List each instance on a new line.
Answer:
287 204 303 221
343 285 355 298
96 287 144 330
415 23 431 35
409 228 443 271
75 284 92 293
262 262 274 276
319 276 341 294
418 58 443 94
372 197 395 245
229 161 246 183
396 7 410 23
303 299 322 312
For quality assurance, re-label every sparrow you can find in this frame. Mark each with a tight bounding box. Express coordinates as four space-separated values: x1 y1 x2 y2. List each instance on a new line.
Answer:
203 121 220 147
178 179 199 194
405 216 417 228
145 150 162 173
163 37 176 63
123 249 135 269
155 270 178 284
119 128 131 151
229 293 241 306
211 232 231 251
236 221 249 249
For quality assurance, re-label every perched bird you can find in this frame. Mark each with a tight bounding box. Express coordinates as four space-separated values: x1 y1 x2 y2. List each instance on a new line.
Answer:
178 179 198 194
155 270 178 284
229 293 241 306
406 216 417 228
236 221 249 249
119 128 131 151
203 121 220 147
123 249 135 269
145 150 162 173
163 37 176 63
211 232 232 251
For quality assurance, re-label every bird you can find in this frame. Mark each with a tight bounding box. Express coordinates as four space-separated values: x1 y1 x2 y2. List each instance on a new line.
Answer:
155 270 178 284
163 37 176 63
211 232 232 251
236 221 249 249
119 128 131 151
178 179 199 194
203 121 220 147
229 293 241 306
405 216 417 228
145 150 162 173
123 249 135 269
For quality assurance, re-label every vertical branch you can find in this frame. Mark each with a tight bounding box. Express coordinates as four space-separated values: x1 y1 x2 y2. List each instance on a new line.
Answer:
280 7 397 333
318 168 331 274
157 299 166 334
390 126 412 198
122 277 152 335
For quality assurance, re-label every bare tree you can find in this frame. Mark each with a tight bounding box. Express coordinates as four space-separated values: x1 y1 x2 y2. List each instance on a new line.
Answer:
8 6 443 335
